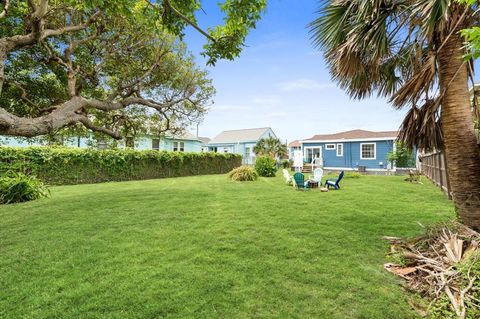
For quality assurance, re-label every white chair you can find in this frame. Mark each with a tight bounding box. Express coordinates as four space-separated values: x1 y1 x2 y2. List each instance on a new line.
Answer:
282 169 292 184
309 168 323 184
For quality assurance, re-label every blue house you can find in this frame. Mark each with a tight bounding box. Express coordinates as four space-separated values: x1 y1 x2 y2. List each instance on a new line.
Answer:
208 127 277 164
299 129 400 171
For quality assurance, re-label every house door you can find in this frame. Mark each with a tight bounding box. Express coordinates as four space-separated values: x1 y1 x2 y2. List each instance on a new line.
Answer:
304 147 322 164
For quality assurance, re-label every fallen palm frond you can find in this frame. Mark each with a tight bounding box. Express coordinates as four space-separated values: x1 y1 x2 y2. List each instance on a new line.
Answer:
383 222 480 318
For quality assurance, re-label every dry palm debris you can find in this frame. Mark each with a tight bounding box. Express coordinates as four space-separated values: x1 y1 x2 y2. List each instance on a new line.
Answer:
383 222 480 318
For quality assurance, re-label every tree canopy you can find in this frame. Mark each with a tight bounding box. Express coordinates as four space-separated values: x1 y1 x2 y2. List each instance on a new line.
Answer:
0 0 266 139
253 137 287 158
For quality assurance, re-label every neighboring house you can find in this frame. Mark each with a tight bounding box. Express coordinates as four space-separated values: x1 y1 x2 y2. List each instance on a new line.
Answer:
197 137 211 152
208 127 277 164
0 132 204 152
287 140 301 159
133 132 204 152
298 129 402 172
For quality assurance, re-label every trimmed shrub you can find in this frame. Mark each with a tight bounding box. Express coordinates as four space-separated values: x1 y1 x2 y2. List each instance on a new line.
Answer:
255 156 277 177
0 147 242 185
228 166 258 181
0 171 50 204
281 159 290 169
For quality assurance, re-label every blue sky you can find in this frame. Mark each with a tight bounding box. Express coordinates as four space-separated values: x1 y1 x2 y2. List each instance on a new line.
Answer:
184 1 408 143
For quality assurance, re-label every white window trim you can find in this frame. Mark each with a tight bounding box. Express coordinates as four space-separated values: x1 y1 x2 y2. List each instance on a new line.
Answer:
360 142 376 160
336 143 343 157
325 143 336 150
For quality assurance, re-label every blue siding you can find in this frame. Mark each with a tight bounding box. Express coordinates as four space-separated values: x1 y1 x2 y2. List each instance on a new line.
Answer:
302 140 395 170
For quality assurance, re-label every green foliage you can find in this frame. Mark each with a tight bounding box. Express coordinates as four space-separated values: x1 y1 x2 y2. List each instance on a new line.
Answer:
0 171 49 204
281 159 290 169
255 156 277 177
0 0 264 138
228 166 258 181
253 137 287 158
387 142 416 168
0 147 241 185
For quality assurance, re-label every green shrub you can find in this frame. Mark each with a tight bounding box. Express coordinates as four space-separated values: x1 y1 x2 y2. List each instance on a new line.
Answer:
281 159 290 169
255 156 277 177
0 172 50 204
228 166 258 181
0 147 242 185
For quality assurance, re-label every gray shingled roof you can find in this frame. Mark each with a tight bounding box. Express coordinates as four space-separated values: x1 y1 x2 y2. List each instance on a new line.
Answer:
166 131 201 141
197 137 211 145
209 127 272 144
304 129 398 141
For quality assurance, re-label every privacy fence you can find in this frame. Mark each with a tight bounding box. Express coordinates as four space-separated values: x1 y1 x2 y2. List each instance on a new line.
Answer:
0 147 242 185
419 151 452 199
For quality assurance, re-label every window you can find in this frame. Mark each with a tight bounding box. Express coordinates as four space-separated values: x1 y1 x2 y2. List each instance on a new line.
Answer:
325 144 335 150
152 138 160 151
223 147 229 153
173 141 185 152
125 137 134 148
97 140 107 150
336 143 343 157
360 143 376 159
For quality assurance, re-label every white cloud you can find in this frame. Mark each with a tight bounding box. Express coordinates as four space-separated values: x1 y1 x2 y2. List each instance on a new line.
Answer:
278 79 335 91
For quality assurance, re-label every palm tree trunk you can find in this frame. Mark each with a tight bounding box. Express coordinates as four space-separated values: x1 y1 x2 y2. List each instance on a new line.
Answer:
438 27 480 229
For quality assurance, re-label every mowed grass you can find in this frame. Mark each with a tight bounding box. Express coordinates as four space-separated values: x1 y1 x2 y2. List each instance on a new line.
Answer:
0 173 454 318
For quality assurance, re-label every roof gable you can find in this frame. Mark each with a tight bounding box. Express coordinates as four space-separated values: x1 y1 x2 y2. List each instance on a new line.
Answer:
209 127 273 144
288 140 301 147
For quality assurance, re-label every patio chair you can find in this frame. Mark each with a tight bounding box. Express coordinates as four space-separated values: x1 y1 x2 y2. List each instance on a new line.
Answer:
325 171 344 190
293 172 308 191
309 168 323 184
282 169 292 185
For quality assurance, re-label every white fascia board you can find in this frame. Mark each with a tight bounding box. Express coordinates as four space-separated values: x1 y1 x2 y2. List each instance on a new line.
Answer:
300 137 397 144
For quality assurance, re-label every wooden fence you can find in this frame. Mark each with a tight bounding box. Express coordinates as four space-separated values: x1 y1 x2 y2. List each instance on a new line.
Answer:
419 151 452 199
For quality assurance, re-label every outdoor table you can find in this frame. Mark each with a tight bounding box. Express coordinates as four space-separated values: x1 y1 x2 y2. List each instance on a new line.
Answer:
308 180 319 189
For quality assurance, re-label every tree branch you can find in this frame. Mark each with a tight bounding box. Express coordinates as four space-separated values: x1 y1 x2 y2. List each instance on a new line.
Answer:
145 0 216 42
0 0 10 19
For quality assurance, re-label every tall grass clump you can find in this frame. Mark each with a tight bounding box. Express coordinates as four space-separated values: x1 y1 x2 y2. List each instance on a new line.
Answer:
228 166 258 181
0 172 49 204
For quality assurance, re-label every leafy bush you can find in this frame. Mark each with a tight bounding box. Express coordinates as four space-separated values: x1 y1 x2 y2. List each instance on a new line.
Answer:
0 147 242 185
228 166 258 181
387 142 416 168
255 156 277 177
0 172 50 204
281 159 290 169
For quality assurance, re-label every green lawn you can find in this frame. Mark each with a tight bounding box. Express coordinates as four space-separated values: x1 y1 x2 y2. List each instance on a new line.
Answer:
0 173 454 318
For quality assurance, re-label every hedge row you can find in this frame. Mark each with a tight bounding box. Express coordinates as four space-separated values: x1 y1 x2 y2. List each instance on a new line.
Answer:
0 147 242 185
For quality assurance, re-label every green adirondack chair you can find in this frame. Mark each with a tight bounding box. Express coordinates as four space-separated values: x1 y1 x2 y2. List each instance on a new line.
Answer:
293 172 308 191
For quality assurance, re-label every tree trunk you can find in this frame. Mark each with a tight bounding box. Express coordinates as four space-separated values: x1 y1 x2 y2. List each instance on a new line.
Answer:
438 29 480 229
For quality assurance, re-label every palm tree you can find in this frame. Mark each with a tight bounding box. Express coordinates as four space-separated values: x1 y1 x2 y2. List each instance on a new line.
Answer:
253 137 287 158
310 1 480 228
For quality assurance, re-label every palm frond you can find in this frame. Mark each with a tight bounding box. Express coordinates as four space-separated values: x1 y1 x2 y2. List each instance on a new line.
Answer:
397 99 443 151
